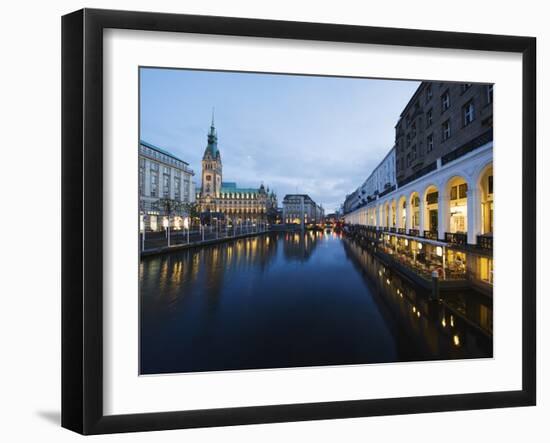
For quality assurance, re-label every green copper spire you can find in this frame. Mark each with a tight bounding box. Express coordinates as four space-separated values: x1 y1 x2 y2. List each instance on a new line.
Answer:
203 109 219 159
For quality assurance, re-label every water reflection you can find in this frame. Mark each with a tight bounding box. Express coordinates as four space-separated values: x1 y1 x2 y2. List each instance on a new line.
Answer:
343 239 492 361
140 231 492 374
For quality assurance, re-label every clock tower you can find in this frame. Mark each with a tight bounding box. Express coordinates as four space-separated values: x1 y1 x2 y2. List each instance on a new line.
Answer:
201 112 222 205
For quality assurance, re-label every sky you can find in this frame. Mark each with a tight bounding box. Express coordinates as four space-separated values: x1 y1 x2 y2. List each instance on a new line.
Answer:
140 68 420 213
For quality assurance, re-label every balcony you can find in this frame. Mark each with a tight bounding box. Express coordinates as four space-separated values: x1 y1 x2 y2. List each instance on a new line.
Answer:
397 161 437 188
423 230 438 240
441 129 493 166
408 228 420 237
477 234 493 250
389 227 396 233
397 228 407 235
378 185 396 198
445 232 467 245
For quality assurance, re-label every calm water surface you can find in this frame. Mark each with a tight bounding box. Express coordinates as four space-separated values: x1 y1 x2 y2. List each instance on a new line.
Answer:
140 231 492 374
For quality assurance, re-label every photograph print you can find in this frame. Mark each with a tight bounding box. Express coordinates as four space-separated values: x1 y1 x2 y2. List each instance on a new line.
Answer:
138 67 494 375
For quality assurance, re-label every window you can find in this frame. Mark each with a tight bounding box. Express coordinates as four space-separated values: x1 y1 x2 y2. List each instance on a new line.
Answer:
427 134 434 152
463 101 475 126
411 145 417 160
163 170 170 198
486 84 493 104
206 174 211 181
426 84 432 102
426 108 433 127
450 183 468 200
460 83 472 93
150 170 158 197
441 90 450 111
139 158 145 195
488 175 493 194
426 191 438 205
442 120 451 141
174 176 181 200
406 133 411 147
411 122 416 138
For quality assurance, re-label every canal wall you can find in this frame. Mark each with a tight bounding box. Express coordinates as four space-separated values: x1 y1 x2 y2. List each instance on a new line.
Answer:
141 230 272 257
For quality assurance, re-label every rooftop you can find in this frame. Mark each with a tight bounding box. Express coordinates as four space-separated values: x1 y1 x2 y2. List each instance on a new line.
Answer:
140 140 189 165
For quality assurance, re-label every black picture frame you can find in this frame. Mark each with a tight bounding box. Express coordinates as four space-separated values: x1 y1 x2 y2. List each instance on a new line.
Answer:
62 8 536 435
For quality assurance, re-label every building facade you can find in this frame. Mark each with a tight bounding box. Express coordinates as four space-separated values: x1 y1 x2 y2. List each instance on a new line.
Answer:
139 140 195 231
344 81 494 290
395 82 493 187
364 146 397 199
282 194 325 225
196 117 278 225
344 146 396 214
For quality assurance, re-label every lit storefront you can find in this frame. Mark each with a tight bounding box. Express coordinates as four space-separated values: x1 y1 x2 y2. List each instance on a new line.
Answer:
378 233 469 281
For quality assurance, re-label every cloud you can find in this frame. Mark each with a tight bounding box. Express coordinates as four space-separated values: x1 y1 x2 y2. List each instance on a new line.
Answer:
140 68 420 212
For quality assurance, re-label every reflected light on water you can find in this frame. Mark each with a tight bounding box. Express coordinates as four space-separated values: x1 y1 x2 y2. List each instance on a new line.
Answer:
139 232 491 374
453 334 461 347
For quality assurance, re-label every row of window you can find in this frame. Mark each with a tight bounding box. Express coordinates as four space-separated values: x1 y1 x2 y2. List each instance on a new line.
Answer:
400 84 493 135
367 176 491 209
399 101 478 170
402 100 477 150
140 146 189 171
218 200 265 206
139 169 191 199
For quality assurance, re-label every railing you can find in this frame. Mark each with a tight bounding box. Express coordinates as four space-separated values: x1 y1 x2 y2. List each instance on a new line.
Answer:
389 227 396 233
378 185 396 198
397 161 437 188
423 230 438 240
445 232 467 245
397 228 407 234
140 222 270 253
408 228 420 237
441 129 493 166
477 234 493 250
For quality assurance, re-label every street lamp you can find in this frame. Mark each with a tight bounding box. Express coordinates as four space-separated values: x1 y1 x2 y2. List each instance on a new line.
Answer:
162 216 170 247
183 216 190 244
140 214 146 252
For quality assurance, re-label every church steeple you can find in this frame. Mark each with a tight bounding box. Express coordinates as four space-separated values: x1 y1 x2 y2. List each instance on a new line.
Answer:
201 111 223 198
203 108 219 160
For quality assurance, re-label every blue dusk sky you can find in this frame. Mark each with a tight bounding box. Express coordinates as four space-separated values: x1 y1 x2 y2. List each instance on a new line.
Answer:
140 68 420 213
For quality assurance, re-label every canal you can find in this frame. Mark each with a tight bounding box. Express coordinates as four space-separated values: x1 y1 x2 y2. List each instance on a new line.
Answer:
140 230 492 374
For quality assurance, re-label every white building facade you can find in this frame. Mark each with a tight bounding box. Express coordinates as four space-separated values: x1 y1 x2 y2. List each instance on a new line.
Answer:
345 141 493 247
344 142 493 289
346 146 396 213
139 140 195 232
283 194 324 225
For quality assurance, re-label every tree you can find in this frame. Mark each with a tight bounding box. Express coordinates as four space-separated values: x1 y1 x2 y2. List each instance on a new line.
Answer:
159 198 183 218
183 202 199 219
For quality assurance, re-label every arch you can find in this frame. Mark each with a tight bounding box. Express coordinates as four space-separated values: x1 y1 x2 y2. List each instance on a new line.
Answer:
445 175 469 234
422 184 439 235
409 191 421 230
477 162 494 235
384 201 390 228
397 195 407 229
